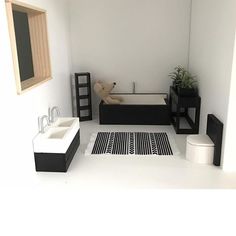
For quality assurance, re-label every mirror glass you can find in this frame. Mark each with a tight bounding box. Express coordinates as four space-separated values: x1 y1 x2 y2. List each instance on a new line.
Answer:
13 10 34 82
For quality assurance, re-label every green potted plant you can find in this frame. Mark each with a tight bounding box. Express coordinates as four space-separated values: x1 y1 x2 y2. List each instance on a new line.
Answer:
169 66 198 97
169 66 183 90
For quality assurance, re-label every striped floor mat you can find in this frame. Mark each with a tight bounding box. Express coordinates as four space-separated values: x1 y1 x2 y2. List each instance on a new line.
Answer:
87 132 174 156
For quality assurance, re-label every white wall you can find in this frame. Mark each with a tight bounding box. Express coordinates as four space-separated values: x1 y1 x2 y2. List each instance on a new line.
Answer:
0 0 72 186
189 0 236 169
69 0 192 113
223 32 236 171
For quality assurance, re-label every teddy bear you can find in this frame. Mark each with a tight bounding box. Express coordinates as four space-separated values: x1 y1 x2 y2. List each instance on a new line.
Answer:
94 80 123 104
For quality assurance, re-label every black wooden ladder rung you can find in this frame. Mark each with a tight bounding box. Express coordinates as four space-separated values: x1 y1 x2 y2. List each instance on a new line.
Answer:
80 116 92 122
79 95 89 99
78 83 88 88
80 105 90 110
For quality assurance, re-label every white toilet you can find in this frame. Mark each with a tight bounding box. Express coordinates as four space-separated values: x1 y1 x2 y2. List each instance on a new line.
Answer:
186 135 215 164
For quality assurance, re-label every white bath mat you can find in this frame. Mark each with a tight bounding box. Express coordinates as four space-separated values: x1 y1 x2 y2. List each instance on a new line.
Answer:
85 132 179 156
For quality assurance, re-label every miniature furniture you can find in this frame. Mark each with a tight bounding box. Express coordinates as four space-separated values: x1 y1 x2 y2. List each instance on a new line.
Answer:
33 118 80 172
186 135 214 164
186 114 223 166
74 73 92 121
99 93 170 125
169 86 201 134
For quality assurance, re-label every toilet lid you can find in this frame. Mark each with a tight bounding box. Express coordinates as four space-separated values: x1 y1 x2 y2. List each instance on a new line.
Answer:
187 135 215 147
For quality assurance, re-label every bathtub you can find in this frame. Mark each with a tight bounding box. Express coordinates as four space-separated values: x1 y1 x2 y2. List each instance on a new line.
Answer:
99 93 170 125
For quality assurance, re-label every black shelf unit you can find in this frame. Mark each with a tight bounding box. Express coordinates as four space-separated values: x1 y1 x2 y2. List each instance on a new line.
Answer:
169 86 201 134
74 72 92 121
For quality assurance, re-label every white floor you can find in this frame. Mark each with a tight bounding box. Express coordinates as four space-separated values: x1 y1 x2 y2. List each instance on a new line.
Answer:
36 119 236 189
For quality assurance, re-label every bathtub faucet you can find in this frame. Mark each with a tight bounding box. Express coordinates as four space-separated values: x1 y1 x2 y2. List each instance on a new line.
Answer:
132 82 136 94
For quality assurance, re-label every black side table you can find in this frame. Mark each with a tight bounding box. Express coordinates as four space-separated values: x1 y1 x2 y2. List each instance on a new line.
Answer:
169 86 201 134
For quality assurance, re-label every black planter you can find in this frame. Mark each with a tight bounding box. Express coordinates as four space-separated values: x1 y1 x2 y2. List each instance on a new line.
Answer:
177 87 198 97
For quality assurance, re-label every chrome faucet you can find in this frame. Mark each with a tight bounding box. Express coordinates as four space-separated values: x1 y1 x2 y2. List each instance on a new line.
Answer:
48 106 60 123
38 115 49 133
132 82 136 94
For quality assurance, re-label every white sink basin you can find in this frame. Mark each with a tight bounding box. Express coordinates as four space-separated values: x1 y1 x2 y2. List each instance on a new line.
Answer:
47 128 68 139
52 118 77 128
33 117 80 153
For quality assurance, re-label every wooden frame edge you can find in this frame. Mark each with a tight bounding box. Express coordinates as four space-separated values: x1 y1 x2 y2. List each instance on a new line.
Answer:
19 77 52 95
5 0 46 13
5 1 22 94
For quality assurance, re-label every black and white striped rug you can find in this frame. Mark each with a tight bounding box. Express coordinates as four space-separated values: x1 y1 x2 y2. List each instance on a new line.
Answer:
86 132 175 156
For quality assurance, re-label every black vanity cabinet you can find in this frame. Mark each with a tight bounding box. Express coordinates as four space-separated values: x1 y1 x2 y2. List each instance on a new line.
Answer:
34 130 80 172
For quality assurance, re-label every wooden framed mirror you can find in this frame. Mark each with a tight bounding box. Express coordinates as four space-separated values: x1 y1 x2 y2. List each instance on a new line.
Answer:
5 0 52 94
